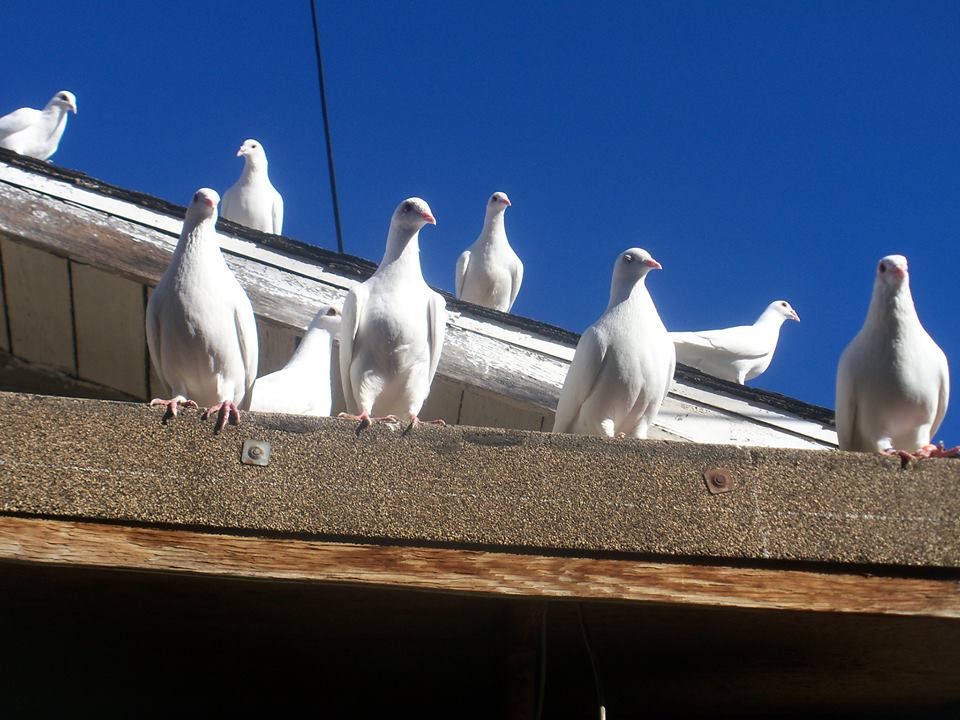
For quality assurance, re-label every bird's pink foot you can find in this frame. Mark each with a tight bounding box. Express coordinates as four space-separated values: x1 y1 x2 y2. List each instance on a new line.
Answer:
402 415 446 436
881 447 915 469
202 401 240 434
615 431 627 439
338 411 400 436
914 443 960 460
150 397 198 424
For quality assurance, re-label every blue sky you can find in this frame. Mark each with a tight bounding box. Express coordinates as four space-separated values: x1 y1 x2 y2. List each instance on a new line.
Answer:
5 1 960 442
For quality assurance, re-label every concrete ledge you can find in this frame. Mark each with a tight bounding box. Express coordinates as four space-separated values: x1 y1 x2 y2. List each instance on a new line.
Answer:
0 392 956 568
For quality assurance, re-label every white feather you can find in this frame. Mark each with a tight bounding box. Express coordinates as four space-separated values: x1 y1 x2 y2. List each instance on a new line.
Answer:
221 139 284 235
455 192 523 312
553 248 674 439
146 188 258 409
835 255 949 453
0 91 76 161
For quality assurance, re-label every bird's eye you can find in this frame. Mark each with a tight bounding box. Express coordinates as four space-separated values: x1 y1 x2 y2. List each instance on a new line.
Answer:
325 307 338 316
58 94 67 100
879 263 886 273
403 202 413 213
780 302 787 307
623 254 634 263
193 192 202 202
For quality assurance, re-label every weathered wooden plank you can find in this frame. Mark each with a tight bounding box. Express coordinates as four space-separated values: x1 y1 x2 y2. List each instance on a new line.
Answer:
71 262 147 398
1 515 957 618
0 257 9 352
0 179 835 449
420 376 464 424
0 349 135 401
459 386 545 431
256 317 297 377
0 238 75 373
0 392 955 568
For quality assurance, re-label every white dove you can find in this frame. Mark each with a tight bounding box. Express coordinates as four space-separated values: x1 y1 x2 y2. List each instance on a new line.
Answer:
146 188 259 433
553 248 674 439
835 254 957 459
339 197 446 433
249 305 341 417
0 90 77 161
455 191 523 312
670 300 800 385
221 139 284 234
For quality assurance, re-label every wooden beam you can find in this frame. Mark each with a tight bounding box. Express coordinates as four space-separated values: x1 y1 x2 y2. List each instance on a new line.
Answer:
1 515 957 618
0 392 955 568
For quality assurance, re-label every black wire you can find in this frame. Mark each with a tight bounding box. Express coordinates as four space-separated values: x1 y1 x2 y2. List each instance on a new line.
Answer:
309 0 345 254
577 603 607 719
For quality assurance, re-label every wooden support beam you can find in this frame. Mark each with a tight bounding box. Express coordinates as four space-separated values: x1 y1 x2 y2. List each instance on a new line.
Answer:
1 515 957 618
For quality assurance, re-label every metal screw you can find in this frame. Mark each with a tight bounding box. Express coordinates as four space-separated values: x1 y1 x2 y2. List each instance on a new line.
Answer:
704 468 735 495
241 439 271 466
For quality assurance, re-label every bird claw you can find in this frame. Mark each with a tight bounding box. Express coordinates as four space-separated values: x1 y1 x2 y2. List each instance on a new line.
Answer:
202 401 240 434
402 415 446 436
150 397 197 424
338 412 400 436
914 443 960 460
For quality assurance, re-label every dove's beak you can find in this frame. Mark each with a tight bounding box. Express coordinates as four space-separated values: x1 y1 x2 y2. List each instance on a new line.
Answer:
236 148 245 157
503 197 512 206
644 258 662 270
422 212 436 225
790 310 800 322
69 102 77 114
205 198 216 208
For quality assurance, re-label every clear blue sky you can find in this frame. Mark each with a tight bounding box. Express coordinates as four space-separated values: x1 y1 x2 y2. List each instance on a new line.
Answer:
5 1 960 442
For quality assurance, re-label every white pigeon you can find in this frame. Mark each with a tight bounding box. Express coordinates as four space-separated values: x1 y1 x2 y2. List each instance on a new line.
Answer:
0 90 77 161
339 197 446 432
249 305 341 417
146 188 259 432
553 248 675 439
670 300 800 385
220 139 284 234
835 254 956 458
455 191 523 312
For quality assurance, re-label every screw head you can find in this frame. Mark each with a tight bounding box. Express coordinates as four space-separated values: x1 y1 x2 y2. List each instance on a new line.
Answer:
704 468 735 495
248 445 263 459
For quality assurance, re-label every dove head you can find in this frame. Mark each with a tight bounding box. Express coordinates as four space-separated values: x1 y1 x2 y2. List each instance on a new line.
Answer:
877 255 909 289
609 247 661 304
237 139 267 162
765 300 800 323
393 197 437 230
487 192 511 214
48 91 77 114
308 304 342 334
186 188 220 224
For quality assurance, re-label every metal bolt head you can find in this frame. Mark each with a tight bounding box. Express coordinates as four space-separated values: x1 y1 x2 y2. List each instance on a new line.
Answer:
704 467 734 495
241 439 271 466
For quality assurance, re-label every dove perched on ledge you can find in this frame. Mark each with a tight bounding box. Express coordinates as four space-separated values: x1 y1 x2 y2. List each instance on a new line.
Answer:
221 139 284 234
339 198 446 433
0 91 77 160
455 192 523 312
670 300 800 385
146 188 259 432
553 248 674 439
835 255 955 458
249 305 341 417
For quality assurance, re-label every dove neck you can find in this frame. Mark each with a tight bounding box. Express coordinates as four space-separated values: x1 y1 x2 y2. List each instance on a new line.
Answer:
866 282 917 335
286 326 333 369
607 277 649 309
241 156 268 180
481 211 507 241
378 228 425 279
174 219 223 266
755 307 787 328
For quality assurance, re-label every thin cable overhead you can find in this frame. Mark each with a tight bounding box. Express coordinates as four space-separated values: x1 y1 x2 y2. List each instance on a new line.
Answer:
309 0 345 254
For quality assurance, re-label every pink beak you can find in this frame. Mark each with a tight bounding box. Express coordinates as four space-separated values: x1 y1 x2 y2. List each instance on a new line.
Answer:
422 212 436 225
236 148 245 157
790 310 800 322
644 258 663 270
503 197 512 206
205 198 215 208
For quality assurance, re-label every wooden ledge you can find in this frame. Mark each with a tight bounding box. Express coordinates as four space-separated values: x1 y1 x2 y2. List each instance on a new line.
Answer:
0 392 957 569
3 515 958 619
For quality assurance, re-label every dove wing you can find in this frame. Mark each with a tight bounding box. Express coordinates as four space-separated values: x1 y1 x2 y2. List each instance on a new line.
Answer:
553 327 604 434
